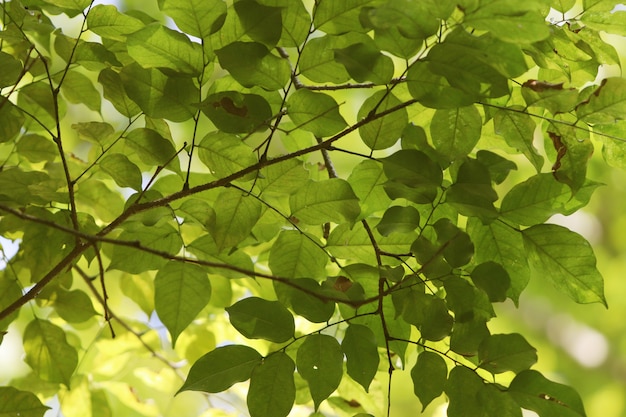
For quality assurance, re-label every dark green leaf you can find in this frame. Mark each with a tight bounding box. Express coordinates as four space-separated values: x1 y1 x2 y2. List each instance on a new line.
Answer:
476 150 517 184
287 89 347 137
119 63 198 122
155 262 211 346
0 51 23 88
0 386 50 417
275 278 335 323
297 334 343 410
478 333 537 374
313 0 369 34
407 61 477 109
382 150 443 204
279 0 310 47
334 42 394 84
23 319 78 386
216 42 289 90
201 91 272 134
290 178 360 224
0 98 25 143
342 324 379 392
50 289 98 323
445 158 499 222
16 134 57 163
178 345 262 393
347 160 391 218
433 218 474 268
234 0 283 47
470 262 511 303
376 206 420 236
125 128 178 168
59 70 101 111
247 352 295 417
523 224 606 306
227 297 295 342
509 370 586 417
411 351 447 411
98 68 142 118
357 90 407 150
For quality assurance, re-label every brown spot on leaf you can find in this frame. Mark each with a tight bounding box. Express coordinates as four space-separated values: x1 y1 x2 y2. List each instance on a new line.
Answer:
213 96 248 117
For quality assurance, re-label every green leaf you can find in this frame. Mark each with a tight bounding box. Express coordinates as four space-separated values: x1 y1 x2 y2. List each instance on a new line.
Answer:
234 0 283 47
433 218 474 268
450 317 490 356
342 324 379 392
581 9 626 36
158 0 226 39
127 23 203 76
227 297 295 342
493 107 543 172
197 131 257 180
478 333 537 374
382 150 443 204
275 278 335 323
548 125 593 194
411 351 447 411
430 105 482 161
313 0 370 34
297 334 343 410
279 0 310 47
376 206 420 236
0 273 22 330
446 365 522 417
445 158 499 222
0 98 25 143
119 63 198 122
247 352 295 417
287 89 347 137
16 134 56 163
269 230 328 280
86 4 144 41
216 42 290 90
299 34 354 83
187 234 255 279
365 0 446 41
108 222 183 274
50 289 98 323
257 158 309 196
357 91 407 150
23 319 78 386
17 83 57 132
501 174 602 226
179 345 262 393
425 29 527 99
290 178 360 224
210 187 262 252
97 68 142 118
59 70 101 112
521 80 579 115
155 262 211 346
334 42 394 84
0 386 50 417
476 150 517 185
347 159 391 218
509 370 586 417
470 262 511 303
522 224 606 306
407 61 477 109
462 1 550 43
99 153 143 191
467 217 530 304
125 128 178 168
201 91 272 134
0 51 23 88
577 78 626 124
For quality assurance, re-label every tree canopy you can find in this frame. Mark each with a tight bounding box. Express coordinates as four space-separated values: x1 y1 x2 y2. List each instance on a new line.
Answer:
1 0 625 416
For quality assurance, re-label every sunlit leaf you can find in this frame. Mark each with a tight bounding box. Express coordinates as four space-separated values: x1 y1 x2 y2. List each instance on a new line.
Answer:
287 89 347 137
523 224 606 306
155 262 211 346
0 386 50 417
290 178 360 224
23 320 78 386
478 333 537 374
